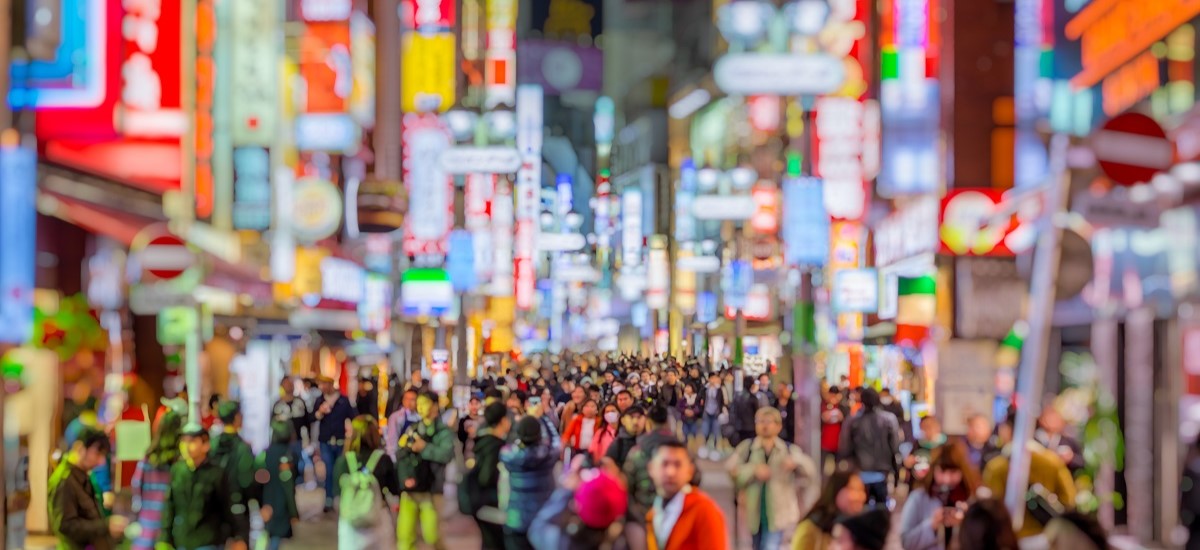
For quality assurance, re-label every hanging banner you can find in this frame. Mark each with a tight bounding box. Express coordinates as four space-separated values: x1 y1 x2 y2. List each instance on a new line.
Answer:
783 177 830 267
230 0 280 145
0 147 38 344
402 114 454 257
119 0 185 138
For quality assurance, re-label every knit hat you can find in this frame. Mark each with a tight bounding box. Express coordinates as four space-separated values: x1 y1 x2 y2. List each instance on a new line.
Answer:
836 508 891 550
574 469 627 529
516 416 542 445
484 402 508 428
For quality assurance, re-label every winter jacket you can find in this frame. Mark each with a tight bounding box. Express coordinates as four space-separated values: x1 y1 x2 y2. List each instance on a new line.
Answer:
562 415 601 453
732 391 761 433
605 427 639 468
678 394 704 424
395 418 454 493
385 407 421 460
257 443 300 538
899 487 955 550
728 437 818 534
837 409 901 474
791 519 833 550
500 440 558 533
623 427 680 522
316 393 356 445
982 442 1076 539
464 432 506 512
159 459 249 549
209 431 258 540
48 461 113 550
1183 456 1200 550
528 488 618 550
645 487 728 550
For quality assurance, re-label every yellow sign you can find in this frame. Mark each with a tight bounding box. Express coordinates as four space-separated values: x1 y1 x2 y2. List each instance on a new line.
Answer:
292 247 329 297
401 33 457 113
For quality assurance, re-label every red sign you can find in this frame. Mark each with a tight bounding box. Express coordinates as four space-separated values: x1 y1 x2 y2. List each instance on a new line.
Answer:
135 231 196 282
1093 112 1174 186
939 189 1025 257
119 0 184 138
400 0 456 30
195 0 216 218
298 0 352 21
300 23 353 113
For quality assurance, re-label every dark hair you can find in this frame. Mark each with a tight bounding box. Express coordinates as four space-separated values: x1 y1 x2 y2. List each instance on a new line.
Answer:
346 415 382 455
829 386 841 395
403 388 419 398
217 400 242 424
146 410 183 467
1052 511 1109 550
805 466 861 533
652 439 690 460
511 390 528 404
648 406 670 425
483 402 508 428
957 499 1019 550
270 420 292 446
74 426 111 454
617 389 633 401
484 388 504 401
915 443 981 495
208 394 222 410
859 387 881 410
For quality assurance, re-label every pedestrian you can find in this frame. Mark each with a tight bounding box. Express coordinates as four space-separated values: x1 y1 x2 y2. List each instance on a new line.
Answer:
646 440 728 550
529 458 628 550
837 387 901 505
728 407 819 550
616 389 636 414
335 414 400 548
500 416 559 549
981 414 1075 540
201 394 221 432
960 414 1001 473
605 405 646 469
314 374 356 512
1035 406 1085 473
560 386 587 433
700 372 727 460
659 369 685 427
732 376 761 446
878 388 909 440
831 508 891 550
757 374 777 409
458 395 484 463
678 383 704 451
210 401 259 542
395 392 455 550
129 410 182 550
48 425 126 550
905 415 947 483
589 402 621 461
899 444 980 550
540 387 561 428
623 406 683 550
459 403 510 549
791 467 868 550
405 370 427 393
272 376 313 485
954 498 1018 550
562 398 601 463
257 421 301 550
159 424 249 550
820 387 850 472
356 376 379 416
386 388 421 460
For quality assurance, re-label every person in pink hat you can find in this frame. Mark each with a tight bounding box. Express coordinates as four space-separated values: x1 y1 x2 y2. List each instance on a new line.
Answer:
528 456 628 550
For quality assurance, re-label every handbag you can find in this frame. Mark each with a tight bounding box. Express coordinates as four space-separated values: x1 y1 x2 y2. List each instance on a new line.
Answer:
1025 483 1062 527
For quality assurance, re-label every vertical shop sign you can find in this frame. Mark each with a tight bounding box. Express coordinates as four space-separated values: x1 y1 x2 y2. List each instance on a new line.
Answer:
514 84 543 309
230 0 280 145
120 0 186 138
466 173 495 281
297 18 357 152
195 0 217 218
350 12 376 128
814 97 867 220
783 177 830 266
232 148 272 230
402 114 454 257
647 239 669 310
491 180 514 296
484 0 517 108
400 0 457 112
0 146 37 343
621 188 643 267
359 273 392 332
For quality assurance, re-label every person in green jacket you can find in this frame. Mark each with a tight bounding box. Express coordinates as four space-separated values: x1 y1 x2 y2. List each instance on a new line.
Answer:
158 424 248 550
395 392 455 550
209 401 258 542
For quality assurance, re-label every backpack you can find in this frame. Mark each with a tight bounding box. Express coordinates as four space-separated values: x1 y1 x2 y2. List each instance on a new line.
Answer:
339 450 385 529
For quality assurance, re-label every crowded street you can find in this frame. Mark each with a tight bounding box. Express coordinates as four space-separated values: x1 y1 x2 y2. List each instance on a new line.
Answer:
2 0 1199 548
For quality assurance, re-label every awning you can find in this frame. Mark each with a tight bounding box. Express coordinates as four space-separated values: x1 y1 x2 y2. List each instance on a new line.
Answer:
38 190 160 246
43 140 180 196
707 318 782 338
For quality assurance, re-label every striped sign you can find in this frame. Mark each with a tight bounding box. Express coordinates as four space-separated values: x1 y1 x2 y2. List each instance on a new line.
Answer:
138 233 195 281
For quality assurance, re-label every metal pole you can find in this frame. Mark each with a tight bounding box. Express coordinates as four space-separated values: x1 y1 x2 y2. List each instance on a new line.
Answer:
1004 134 1069 526
794 270 820 458
456 293 469 386
0 343 11 550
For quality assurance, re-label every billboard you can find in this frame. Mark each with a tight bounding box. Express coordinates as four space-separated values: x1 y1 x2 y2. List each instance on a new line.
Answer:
0 147 37 343
402 114 454 257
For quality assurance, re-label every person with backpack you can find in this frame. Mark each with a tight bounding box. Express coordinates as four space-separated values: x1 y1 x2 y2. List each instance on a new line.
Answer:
315 375 356 512
208 401 259 542
500 416 559 549
728 406 819 550
837 387 901 505
394 392 454 550
605 405 646 469
731 376 762 446
334 414 400 548
258 421 300 550
159 424 248 550
459 403 511 549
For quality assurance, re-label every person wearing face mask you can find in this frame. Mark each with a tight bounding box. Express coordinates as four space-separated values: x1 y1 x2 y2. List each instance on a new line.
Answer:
899 444 980 550
879 388 911 442
590 403 621 461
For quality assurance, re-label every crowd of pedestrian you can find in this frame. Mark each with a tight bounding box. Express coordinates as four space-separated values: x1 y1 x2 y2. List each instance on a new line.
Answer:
45 353 1117 550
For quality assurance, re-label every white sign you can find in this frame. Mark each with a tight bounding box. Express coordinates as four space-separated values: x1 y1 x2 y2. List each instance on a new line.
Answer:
714 53 846 95
692 195 756 221
622 189 643 267
300 0 352 21
554 264 600 283
647 246 669 310
676 255 721 273
295 114 359 152
537 232 586 251
440 146 521 174
874 196 940 266
1073 192 1162 228
816 97 867 220
320 257 365 304
130 283 195 316
833 268 879 313
230 0 279 145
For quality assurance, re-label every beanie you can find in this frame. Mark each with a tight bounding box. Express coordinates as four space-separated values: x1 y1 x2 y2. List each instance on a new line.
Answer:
574 469 627 529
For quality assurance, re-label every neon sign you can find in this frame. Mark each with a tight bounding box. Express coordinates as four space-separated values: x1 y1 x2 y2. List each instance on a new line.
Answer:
7 0 107 110
195 0 216 218
120 0 185 138
401 114 454 257
1065 0 1200 89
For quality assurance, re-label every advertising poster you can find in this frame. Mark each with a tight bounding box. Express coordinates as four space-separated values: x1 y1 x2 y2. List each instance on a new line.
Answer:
0 146 37 344
402 114 454 257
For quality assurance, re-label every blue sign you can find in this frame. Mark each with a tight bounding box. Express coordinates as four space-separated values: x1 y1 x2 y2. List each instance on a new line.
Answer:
696 291 718 324
232 148 271 230
7 0 102 110
722 260 752 310
783 178 830 266
447 230 477 292
0 146 37 343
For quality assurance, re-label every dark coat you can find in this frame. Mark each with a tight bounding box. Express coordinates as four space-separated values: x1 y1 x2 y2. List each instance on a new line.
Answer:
623 427 679 521
272 397 312 442
732 391 760 433
48 461 113 550
160 459 249 549
605 427 639 468
838 409 902 474
316 394 356 445
467 433 506 510
209 431 258 540
257 443 299 538
500 440 558 533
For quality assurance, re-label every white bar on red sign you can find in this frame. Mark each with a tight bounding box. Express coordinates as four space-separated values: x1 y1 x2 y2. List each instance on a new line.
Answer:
301 0 352 21
141 245 196 270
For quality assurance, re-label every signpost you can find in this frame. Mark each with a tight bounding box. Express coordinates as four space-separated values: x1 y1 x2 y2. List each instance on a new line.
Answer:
1092 112 1173 187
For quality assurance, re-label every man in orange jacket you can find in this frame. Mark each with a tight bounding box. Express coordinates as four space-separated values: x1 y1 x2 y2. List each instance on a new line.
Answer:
646 440 728 550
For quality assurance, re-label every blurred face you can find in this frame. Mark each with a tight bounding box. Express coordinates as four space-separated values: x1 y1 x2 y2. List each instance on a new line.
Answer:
755 412 782 439
622 413 646 434
605 373 615 383
921 418 942 440
759 375 770 388
572 387 586 403
667 372 677 383
709 375 720 387
967 417 992 445
684 385 695 396
468 398 481 415
75 443 108 471
649 446 694 497
934 466 964 488
583 401 599 417
417 395 438 420
836 475 867 515
281 377 295 395
403 391 417 411
319 380 335 395
181 434 211 465
617 392 633 411
997 422 1014 445
507 394 522 411
1040 408 1065 434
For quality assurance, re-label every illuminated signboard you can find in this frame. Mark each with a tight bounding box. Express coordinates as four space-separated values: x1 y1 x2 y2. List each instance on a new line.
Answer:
491 180 514 296
833 269 879 313
939 189 1026 257
7 0 107 110
621 189 643 267
400 0 457 113
293 176 344 242
0 146 37 344
119 0 185 138
299 0 352 21
195 0 217 218
300 23 352 113
647 239 668 310
878 0 939 196
485 0 517 108
232 148 271 230
814 97 868 221
750 184 778 234
1065 0 1200 89
401 268 455 317
402 113 454 257
230 0 280 145
350 12 376 128
320 257 366 303
783 177 830 267
359 273 392 332
514 84 543 309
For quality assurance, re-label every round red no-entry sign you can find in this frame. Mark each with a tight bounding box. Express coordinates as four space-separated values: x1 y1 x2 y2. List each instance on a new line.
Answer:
133 227 196 282
1092 112 1174 187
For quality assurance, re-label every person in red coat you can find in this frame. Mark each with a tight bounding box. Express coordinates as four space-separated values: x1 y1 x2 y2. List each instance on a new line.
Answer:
646 440 728 550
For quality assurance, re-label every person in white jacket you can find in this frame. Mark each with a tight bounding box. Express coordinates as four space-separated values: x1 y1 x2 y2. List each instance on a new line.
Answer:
727 406 818 550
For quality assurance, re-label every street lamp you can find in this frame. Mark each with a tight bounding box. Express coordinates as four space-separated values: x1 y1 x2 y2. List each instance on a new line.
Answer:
785 0 830 37
717 0 774 47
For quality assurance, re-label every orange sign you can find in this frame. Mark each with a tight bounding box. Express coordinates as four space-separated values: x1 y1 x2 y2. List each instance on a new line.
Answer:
195 0 216 218
300 23 352 113
1066 0 1200 89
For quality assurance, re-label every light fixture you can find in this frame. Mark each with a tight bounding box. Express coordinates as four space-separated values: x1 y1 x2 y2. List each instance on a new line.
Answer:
485 110 517 141
697 167 720 191
729 166 758 190
717 0 773 45
444 109 477 141
786 0 830 37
